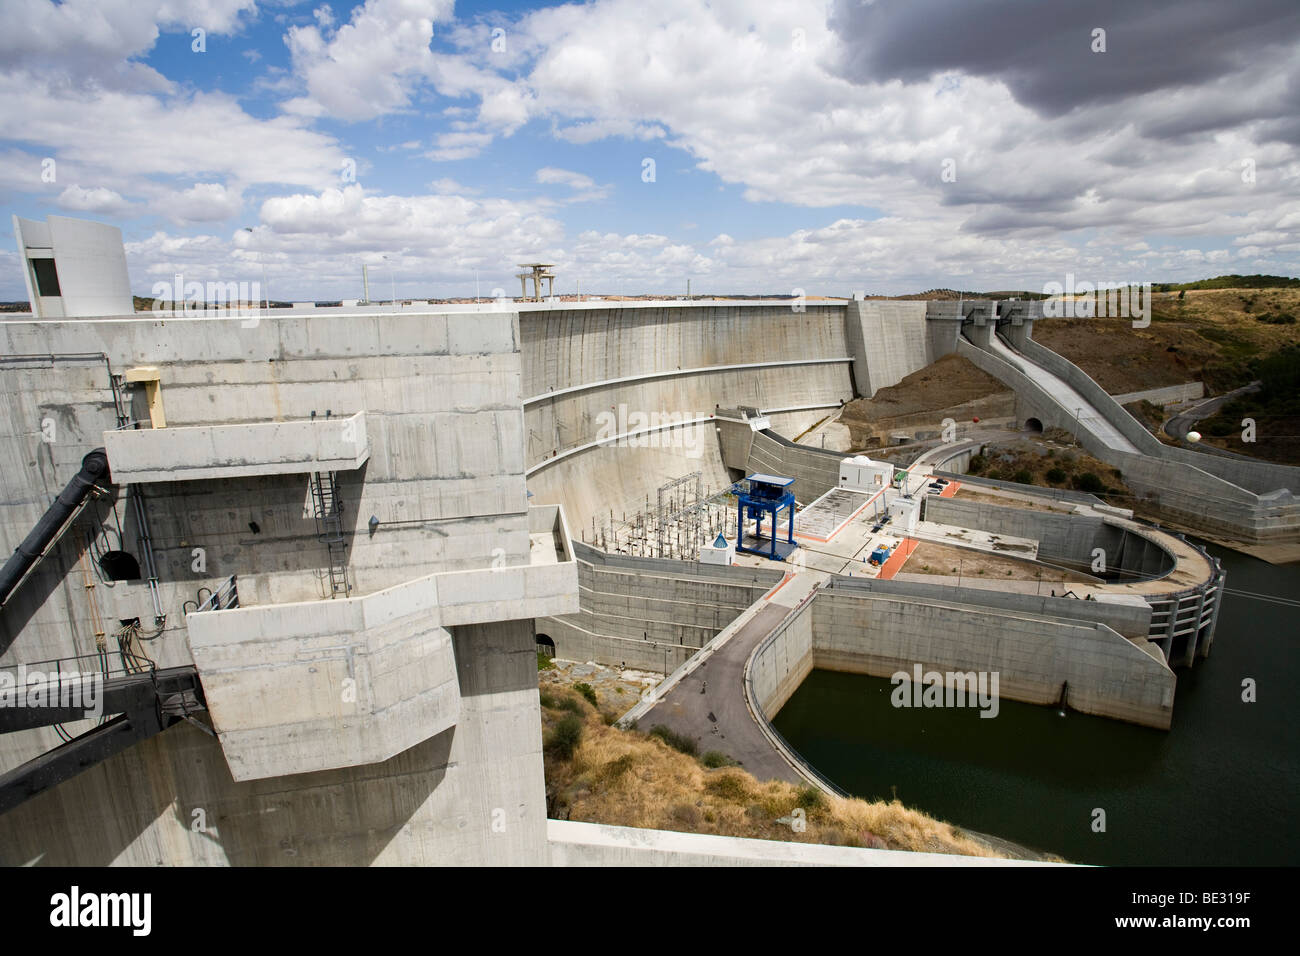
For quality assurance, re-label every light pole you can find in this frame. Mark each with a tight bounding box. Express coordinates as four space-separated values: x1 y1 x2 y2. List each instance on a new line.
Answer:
243 227 268 310
382 254 397 306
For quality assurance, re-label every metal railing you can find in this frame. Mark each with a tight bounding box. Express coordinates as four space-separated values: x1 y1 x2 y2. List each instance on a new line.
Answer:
191 574 239 613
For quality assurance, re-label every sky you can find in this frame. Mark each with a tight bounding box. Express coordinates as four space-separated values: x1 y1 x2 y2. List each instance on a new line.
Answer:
0 0 1297 301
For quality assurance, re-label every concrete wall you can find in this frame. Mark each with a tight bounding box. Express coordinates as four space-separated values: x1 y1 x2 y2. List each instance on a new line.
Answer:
0 308 574 866
923 496 1175 578
844 300 931 397
521 305 854 532
0 620 551 865
540 543 782 672
546 819 1049 866
809 589 1175 729
748 599 815 717
746 429 848 504
826 575 1153 640
0 312 535 667
1112 382 1205 406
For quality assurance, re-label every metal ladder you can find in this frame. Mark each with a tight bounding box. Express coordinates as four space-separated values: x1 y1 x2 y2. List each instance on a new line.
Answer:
310 471 351 598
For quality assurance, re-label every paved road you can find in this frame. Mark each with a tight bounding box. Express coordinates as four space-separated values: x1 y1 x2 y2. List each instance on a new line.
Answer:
637 601 802 784
1163 382 1262 460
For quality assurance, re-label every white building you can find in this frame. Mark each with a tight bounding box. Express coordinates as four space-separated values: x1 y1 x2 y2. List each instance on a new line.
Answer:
12 215 134 318
839 454 893 493
699 532 735 566
889 494 921 533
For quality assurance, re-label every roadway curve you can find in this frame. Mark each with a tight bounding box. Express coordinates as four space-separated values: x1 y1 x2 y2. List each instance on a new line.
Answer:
635 601 805 784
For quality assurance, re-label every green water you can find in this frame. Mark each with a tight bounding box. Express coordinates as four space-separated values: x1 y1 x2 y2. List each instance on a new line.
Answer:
771 543 1299 865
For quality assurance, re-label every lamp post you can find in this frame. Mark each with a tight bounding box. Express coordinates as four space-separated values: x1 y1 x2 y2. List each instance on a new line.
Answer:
382 254 397 306
243 227 268 310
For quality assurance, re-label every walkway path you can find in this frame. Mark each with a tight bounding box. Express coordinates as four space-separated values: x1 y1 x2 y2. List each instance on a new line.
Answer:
632 571 823 784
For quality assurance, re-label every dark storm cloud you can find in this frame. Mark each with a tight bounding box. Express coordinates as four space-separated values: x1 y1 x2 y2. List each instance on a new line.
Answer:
829 0 1300 119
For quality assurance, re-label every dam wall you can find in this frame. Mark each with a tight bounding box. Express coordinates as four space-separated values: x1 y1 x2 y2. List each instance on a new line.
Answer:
522 304 854 530
539 542 783 672
844 300 932 397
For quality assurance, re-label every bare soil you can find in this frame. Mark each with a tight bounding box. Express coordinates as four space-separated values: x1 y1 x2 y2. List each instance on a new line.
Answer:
839 354 1013 447
907 540 1095 585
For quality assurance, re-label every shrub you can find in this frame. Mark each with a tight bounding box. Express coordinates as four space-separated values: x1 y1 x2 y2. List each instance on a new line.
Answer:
1012 469 1032 484
705 772 755 802
795 785 828 813
574 682 598 707
556 694 586 715
1073 472 1104 494
701 750 735 769
1045 467 1067 484
537 651 555 670
545 714 583 761
1255 311 1296 325
599 753 636 783
967 454 987 474
649 724 698 757
539 691 556 709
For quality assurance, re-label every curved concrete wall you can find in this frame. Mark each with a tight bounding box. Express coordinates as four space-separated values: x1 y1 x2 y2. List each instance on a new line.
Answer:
522 305 854 529
808 589 1175 728
923 496 1176 580
540 543 783 672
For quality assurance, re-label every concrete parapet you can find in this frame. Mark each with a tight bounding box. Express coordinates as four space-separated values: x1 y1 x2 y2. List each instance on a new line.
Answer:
546 819 1055 866
104 411 369 482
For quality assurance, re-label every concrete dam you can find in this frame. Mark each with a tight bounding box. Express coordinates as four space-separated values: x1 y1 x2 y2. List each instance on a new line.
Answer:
0 282 1289 864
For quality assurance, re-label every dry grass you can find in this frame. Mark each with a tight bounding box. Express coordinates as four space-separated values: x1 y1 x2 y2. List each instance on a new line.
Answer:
1032 287 1300 395
540 687 1022 859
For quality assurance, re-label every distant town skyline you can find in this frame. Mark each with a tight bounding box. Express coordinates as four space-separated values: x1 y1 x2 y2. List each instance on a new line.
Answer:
2 0 1297 301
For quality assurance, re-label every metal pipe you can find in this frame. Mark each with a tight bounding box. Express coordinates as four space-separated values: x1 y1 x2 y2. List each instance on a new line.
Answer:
0 448 110 608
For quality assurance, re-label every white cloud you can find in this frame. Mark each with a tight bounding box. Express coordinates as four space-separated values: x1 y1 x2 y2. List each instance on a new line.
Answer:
55 185 133 216
156 182 244 223
282 0 454 121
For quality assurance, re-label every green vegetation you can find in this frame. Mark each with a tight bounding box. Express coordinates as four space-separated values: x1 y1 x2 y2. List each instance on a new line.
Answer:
795 785 828 814
545 714 584 761
574 682 598 707
1072 472 1104 494
1013 468 1033 484
1153 275 1300 292
649 724 699 757
1045 467 1067 484
537 651 555 671
701 750 737 769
